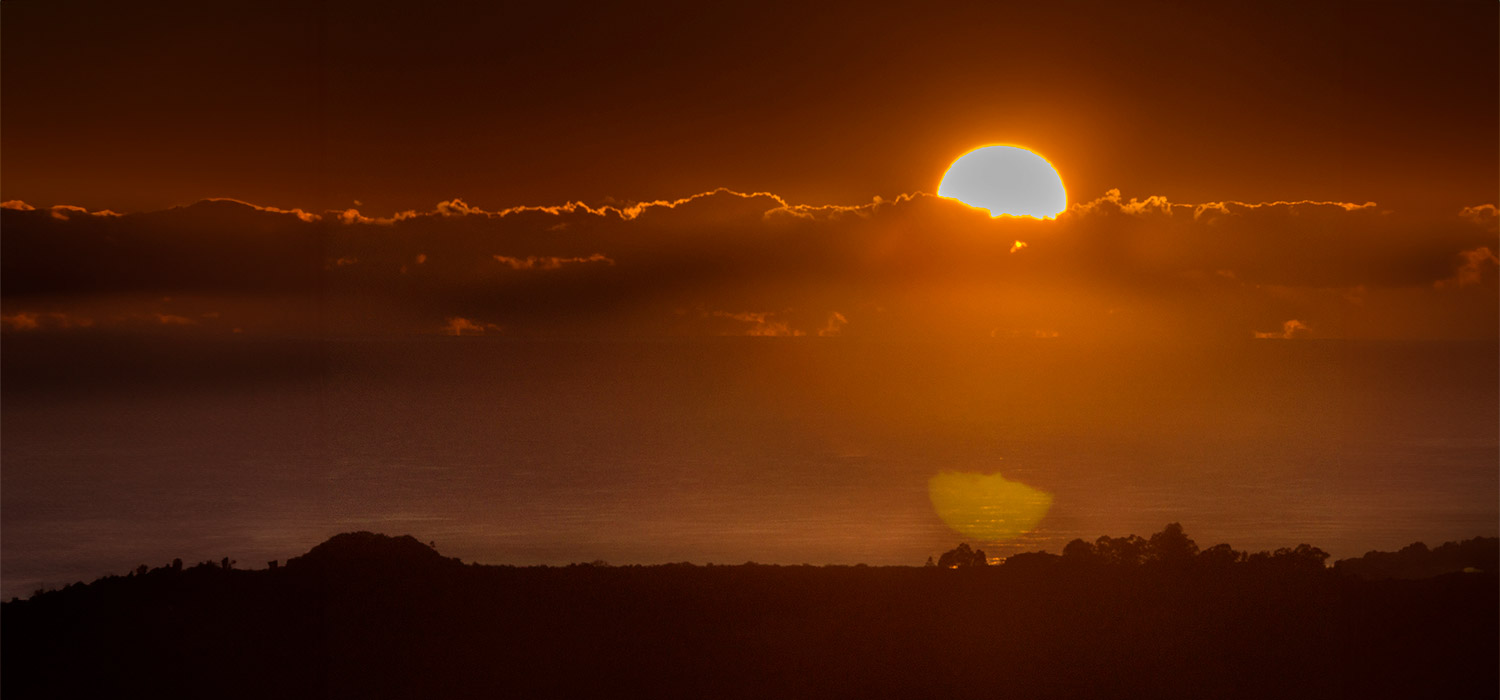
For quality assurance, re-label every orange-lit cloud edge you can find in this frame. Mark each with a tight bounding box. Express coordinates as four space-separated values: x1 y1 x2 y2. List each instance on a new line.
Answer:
0 187 1434 224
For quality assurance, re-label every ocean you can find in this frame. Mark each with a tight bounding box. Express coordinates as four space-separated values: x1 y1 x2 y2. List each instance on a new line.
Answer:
3 337 1495 599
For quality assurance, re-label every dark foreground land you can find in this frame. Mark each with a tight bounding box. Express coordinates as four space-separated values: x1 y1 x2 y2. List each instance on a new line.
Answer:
4 529 1496 700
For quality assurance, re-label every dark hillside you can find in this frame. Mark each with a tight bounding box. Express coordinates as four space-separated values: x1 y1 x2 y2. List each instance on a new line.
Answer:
4 531 1495 699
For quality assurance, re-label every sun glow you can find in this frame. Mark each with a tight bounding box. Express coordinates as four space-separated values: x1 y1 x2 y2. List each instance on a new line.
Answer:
938 145 1067 219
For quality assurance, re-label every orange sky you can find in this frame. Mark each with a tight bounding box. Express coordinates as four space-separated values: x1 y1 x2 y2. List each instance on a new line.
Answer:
3 1 1496 216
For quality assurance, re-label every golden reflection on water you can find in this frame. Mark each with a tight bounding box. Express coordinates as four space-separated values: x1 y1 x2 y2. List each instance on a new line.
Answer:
928 471 1053 543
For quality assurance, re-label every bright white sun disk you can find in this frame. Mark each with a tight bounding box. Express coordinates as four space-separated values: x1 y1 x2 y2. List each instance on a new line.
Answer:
938 145 1067 219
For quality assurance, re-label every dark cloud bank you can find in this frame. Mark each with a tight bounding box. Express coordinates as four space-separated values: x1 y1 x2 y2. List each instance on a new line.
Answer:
3 190 1495 341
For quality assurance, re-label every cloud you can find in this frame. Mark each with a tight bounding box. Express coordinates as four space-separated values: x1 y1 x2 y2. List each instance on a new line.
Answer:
1082 190 1176 217
200 198 320 223
1 200 124 220
1459 204 1498 232
1435 247 1499 289
2 312 41 330
766 191 925 222
1459 203 1497 219
441 317 502 336
2 188 1495 340
989 328 1060 339
1069 188 1377 221
1 199 325 298
1190 198 1377 220
435 199 488 217
1253 319 1310 339
492 253 614 271
1 311 96 330
818 312 849 337
0 309 210 332
410 188 797 224
1053 189 1475 290
336 208 378 225
46 204 123 220
710 311 804 337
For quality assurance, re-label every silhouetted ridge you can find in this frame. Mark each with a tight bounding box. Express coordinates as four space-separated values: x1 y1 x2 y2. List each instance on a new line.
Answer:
288 532 457 572
4 527 1496 699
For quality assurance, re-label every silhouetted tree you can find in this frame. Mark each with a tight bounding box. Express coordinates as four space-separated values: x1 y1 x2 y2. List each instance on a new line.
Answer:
1197 543 1243 569
937 543 988 568
1273 544 1329 572
1061 539 1102 570
1244 544 1330 573
1003 551 1061 571
1094 534 1148 566
1399 541 1430 557
1334 537 1499 579
1061 538 1096 560
1147 523 1199 568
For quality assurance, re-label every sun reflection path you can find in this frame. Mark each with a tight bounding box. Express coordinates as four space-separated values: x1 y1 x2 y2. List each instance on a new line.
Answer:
928 471 1053 542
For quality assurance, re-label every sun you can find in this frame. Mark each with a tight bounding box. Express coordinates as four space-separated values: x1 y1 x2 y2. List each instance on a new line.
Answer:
938 145 1067 219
